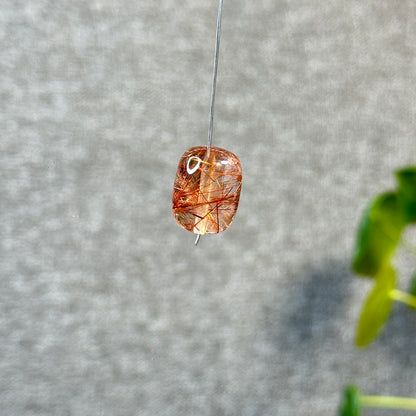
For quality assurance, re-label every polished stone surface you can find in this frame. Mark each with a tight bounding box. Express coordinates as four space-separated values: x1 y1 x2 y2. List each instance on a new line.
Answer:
173 146 242 235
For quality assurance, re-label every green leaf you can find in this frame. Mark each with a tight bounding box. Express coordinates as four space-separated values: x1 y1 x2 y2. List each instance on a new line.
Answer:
396 167 416 223
352 192 405 277
396 166 416 200
399 193 416 223
409 272 416 297
338 385 361 416
355 265 396 347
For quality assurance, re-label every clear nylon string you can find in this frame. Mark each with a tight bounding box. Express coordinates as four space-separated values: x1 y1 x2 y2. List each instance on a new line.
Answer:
207 0 223 149
195 0 224 246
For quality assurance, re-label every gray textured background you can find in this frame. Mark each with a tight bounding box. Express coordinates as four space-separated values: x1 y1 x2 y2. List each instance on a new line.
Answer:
1 1 416 415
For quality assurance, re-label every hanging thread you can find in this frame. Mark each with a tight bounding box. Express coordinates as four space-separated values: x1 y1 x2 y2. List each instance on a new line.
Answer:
195 0 224 246
207 0 223 149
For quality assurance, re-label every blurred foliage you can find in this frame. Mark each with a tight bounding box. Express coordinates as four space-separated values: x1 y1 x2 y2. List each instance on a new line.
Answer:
351 166 416 347
352 192 404 277
355 265 395 347
410 272 416 297
338 385 361 416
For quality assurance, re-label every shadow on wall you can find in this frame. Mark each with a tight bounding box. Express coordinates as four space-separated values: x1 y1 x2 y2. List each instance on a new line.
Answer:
264 257 416 370
263 258 353 354
378 301 416 370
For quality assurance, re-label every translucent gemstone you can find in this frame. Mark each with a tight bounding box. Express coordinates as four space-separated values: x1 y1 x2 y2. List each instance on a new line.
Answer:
172 146 242 235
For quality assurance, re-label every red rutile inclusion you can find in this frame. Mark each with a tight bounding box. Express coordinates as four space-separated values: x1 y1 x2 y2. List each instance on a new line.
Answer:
172 146 242 235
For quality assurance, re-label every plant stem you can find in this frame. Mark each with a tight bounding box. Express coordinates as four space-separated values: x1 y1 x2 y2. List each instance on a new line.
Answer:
390 289 416 308
361 395 416 411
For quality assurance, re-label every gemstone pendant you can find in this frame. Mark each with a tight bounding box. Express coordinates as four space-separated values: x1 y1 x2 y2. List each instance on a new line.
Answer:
172 146 242 235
